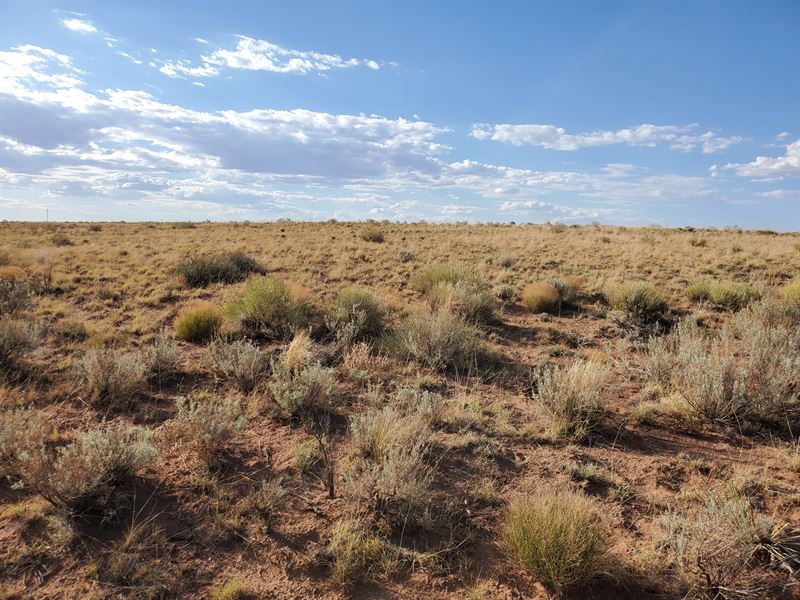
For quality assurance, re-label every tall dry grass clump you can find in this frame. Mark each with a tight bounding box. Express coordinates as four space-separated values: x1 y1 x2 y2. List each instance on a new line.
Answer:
502 489 606 593
533 360 610 440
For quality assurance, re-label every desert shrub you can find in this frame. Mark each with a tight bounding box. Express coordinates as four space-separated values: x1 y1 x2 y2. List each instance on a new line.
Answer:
645 317 800 432
50 234 73 247
686 280 759 311
21 423 156 514
174 301 223 343
325 518 386 583
227 275 312 338
268 361 337 417
0 317 39 373
410 264 488 295
605 281 668 334
360 225 385 243
0 274 32 315
0 407 49 478
88 223 102 232
688 234 707 247
175 393 246 464
658 492 798 598
144 329 178 381
209 338 268 393
395 387 445 425
53 318 88 342
173 251 264 288
329 287 384 340
342 436 431 519
497 284 515 302
426 281 498 325
347 407 428 462
501 490 605 593
522 282 562 313
395 309 486 373
498 254 517 268
78 347 149 407
532 360 610 440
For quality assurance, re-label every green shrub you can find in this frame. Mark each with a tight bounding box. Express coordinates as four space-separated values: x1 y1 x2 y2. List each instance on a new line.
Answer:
605 281 668 334
410 264 488 294
395 309 486 373
226 275 311 338
175 393 246 464
209 338 268 393
686 280 759 311
173 251 265 287
533 360 610 440
174 301 223 343
268 361 337 417
329 287 384 340
502 490 605 593
78 347 149 407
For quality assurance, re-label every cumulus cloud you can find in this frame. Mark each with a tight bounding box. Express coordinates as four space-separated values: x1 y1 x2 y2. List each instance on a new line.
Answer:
0 44 733 223
470 122 743 153
723 140 800 181
62 18 97 33
157 35 382 78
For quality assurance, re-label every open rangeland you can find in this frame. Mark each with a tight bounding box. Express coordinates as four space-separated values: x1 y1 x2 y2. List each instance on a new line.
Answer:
1 220 799 599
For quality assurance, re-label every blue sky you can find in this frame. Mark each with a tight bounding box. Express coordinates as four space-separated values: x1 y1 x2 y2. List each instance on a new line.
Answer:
0 1 798 228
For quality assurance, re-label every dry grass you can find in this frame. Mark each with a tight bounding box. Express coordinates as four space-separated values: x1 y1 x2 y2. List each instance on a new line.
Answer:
174 301 223 342
0 221 798 598
502 489 606 593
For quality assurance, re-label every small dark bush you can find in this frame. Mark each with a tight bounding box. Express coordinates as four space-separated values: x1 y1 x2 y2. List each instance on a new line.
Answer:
173 251 265 288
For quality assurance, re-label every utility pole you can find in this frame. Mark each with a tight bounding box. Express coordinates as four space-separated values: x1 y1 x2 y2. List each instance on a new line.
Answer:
46 208 49 222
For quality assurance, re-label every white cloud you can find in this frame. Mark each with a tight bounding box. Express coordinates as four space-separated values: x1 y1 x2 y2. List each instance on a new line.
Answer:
776 131 791 141
157 35 382 78
758 189 798 199
62 18 97 33
0 44 738 223
723 140 800 181
470 122 743 153
194 37 208 44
